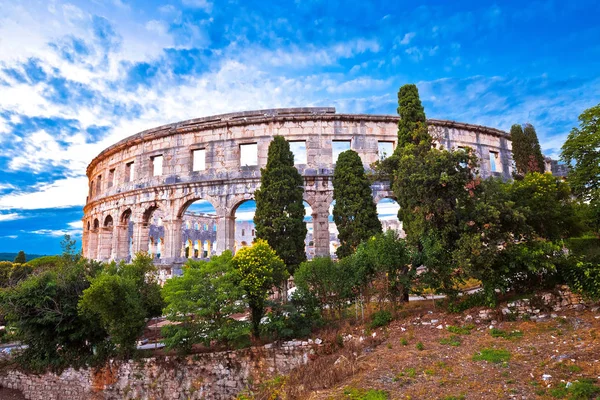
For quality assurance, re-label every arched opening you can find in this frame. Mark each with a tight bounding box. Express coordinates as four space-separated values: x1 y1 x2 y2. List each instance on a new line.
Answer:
93 218 100 230
204 240 211 258
88 218 100 260
180 199 218 259
328 200 340 258
232 199 256 254
376 198 403 237
143 205 163 260
303 200 315 260
99 215 115 261
120 209 134 261
104 215 113 228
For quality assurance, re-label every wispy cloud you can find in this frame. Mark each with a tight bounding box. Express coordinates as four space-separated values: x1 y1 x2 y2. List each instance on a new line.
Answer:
0 213 25 222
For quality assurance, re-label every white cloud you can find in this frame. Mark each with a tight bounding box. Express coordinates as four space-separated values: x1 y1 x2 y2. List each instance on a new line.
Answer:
0 213 25 222
29 228 82 237
182 0 213 12
400 32 416 45
0 235 18 239
68 220 84 229
0 177 89 210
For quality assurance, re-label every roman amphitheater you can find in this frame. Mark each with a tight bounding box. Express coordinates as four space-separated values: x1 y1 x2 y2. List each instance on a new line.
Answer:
82 107 513 279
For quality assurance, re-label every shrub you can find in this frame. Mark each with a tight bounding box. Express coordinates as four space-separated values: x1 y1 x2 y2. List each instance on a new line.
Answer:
416 342 424 351
562 260 600 301
343 387 389 399
369 310 393 329
472 348 511 363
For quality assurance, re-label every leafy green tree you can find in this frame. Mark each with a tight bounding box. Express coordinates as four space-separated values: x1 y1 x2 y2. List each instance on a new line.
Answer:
510 172 580 240
78 253 163 356
161 251 248 353
0 257 106 372
561 103 600 234
332 150 382 258
293 257 355 318
511 124 545 176
254 135 307 277
394 145 479 295
351 230 413 308
231 239 286 338
13 250 26 264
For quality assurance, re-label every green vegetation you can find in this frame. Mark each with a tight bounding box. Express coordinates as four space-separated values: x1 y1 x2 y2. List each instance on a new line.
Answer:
489 328 523 340
254 135 307 277
231 239 286 338
416 341 424 351
472 348 511 363
439 335 462 347
549 379 600 399
446 325 474 335
333 149 382 258
13 250 26 264
343 387 389 400
369 310 393 329
511 123 545 176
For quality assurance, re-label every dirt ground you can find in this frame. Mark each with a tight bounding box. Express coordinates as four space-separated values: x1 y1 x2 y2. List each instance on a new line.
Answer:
0 388 25 400
307 305 600 399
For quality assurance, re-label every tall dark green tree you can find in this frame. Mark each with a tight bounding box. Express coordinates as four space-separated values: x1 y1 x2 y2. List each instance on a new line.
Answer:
511 123 545 176
254 136 307 276
396 84 430 149
13 250 26 264
332 150 382 259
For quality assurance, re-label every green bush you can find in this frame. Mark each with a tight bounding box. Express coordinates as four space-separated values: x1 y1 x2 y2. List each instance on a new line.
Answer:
567 237 600 262
562 260 600 301
369 310 393 329
472 348 511 363
343 387 389 400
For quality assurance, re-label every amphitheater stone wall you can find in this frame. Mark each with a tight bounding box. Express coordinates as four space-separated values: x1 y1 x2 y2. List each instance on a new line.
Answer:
83 107 512 276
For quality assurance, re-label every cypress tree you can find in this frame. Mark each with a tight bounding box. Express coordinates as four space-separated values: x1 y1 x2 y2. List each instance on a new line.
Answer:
523 124 546 173
511 123 545 176
396 84 430 149
13 250 26 264
332 150 382 259
254 136 307 277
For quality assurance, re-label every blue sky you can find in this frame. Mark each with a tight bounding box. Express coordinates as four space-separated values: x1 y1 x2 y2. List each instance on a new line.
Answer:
0 0 598 255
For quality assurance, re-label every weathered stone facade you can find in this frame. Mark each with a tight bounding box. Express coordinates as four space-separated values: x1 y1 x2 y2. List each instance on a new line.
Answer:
0 342 316 399
83 107 512 274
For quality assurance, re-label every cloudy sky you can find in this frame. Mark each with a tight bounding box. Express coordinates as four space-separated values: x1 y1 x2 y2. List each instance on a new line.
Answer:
0 0 598 255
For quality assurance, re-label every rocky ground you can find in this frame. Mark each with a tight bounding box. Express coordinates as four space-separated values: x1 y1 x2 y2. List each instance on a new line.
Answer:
306 303 600 399
0 388 25 400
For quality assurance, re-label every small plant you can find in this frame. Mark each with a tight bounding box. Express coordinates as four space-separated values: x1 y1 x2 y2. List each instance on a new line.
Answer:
440 335 462 347
416 341 424 351
400 337 408 346
442 396 466 400
369 310 393 329
387 343 392 349
446 324 474 335
472 348 511 363
489 328 523 340
343 386 389 399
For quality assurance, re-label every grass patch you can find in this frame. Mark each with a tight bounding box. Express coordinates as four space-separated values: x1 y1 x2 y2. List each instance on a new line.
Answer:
472 348 511 363
343 387 389 400
439 335 462 347
446 324 474 335
442 396 466 400
400 337 408 346
549 379 600 399
416 341 424 351
489 328 523 340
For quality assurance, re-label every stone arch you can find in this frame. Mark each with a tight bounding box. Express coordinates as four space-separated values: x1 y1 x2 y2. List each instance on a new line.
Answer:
178 196 218 259
121 208 132 224
104 215 114 228
176 195 219 219
93 218 100 230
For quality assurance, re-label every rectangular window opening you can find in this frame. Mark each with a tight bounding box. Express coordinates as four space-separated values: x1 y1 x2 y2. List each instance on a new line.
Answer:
377 141 394 160
332 140 351 163
125 162 135 182
489 151 498 172
240 143 258 166
108 169 115 188
192 149 206 171
152 155 163 176
289 141 307 164
96 175 102 194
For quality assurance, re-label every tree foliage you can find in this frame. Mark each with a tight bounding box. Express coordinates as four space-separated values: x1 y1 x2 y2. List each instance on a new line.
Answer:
13 251 26 264
231 239 286 338
332 150 382 258
511 124 545 176
78 253 164 356
254 136 307 275
161 251 248 353
351 230 413 308
0 256 106 372
561 103 600 234
396 84 429 149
